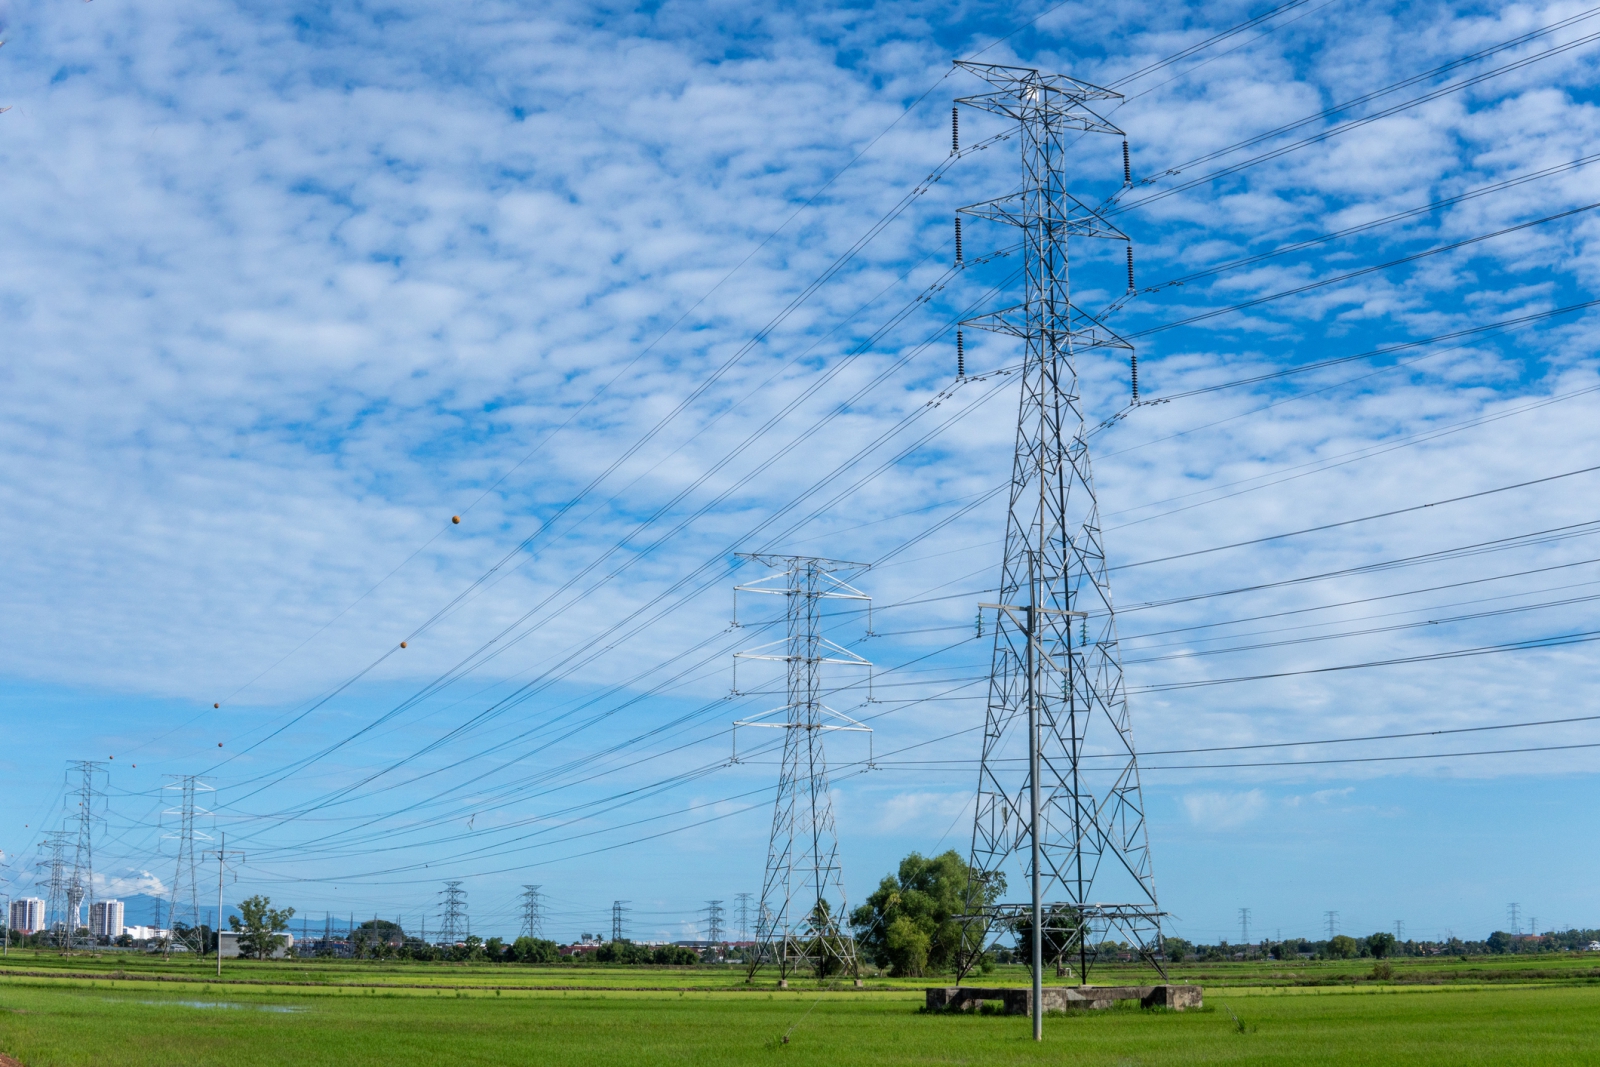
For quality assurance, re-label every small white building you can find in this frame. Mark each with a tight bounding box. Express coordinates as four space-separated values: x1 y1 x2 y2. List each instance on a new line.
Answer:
218 931 295 959
89 899 125 940
9 898 44 935
122 925 169 942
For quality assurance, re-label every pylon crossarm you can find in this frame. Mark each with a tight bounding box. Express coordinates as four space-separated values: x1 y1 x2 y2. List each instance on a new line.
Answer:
960 190 1130 241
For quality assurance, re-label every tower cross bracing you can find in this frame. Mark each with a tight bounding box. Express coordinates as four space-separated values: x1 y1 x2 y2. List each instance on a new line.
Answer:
954 61 1164 992
732 553 871 982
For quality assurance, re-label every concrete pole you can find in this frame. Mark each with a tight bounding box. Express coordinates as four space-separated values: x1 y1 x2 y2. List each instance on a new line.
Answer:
216 832 225 978
1026 598 1042 1043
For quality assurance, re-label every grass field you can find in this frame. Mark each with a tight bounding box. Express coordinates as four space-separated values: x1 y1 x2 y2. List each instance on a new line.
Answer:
3 951 1600 1065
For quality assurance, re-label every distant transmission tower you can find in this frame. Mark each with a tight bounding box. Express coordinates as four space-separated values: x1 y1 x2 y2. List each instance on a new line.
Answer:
67 761 105 949
1325 911 1339 939
519 885 543 939
1508 903 1522 935
37 831 72 949
734 892 754 942
732 553 872 982
162 775 214 956
1238 908 1251 945
704 900 724 944
611 900 629 942
438 881 468 944
951 63 1161 1018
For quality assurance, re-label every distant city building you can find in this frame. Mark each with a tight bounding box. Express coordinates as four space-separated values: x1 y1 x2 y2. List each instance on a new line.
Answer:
9 898 44 935
123 925 169 942
89 899 125 940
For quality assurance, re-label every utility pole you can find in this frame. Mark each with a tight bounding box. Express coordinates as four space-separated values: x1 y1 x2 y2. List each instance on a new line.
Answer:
1325 912 1339 940
734 892 754 943
211 833 244 976
951 62 1156 1045
611 900 629 943
732 554 871 984
519 885 543 940
162 775 214 957
1508 903 1522 935
1238 908 1251 947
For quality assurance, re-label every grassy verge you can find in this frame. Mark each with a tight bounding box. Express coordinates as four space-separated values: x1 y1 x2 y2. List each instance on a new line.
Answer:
0 980 1598 1065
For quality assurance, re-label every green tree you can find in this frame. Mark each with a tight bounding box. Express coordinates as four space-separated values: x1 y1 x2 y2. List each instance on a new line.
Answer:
1366 932 1396 959
1162 936 1192 963
512 936 560 963
229 895 295 960
1326 934 1358 959
849 850 996 977
1486 930 1513 954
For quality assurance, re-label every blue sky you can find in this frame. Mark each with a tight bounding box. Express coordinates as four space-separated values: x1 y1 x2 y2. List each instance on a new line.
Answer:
1 0 1598 947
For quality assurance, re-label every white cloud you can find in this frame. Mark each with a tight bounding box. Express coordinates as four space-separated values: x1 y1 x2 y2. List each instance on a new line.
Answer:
1182 790 1269 829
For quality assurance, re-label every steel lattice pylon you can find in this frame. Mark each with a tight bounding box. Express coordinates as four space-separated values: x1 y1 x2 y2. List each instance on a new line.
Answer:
162 775 214 957
519 884 543 940
954 62 1165 991
438 881 468 944
37 831 72 949
732 553 871 982
67 761 104 949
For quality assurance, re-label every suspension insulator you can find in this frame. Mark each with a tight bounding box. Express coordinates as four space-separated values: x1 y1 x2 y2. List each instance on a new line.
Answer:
1122 140 1131 184
1131 352 1139 403
954 217 963 264
1126 245 1135 292
957 330 965 378
952 107 959 154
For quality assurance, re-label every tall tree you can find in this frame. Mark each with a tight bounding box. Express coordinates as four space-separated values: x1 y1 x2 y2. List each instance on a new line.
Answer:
229 895 295 960
849 851 997 977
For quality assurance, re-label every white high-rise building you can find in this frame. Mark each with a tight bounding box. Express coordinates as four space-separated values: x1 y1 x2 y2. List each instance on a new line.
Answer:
89 899 125 940
9 897 44 935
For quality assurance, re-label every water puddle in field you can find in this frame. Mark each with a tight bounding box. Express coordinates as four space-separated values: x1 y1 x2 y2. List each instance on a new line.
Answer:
135 1000 306 1013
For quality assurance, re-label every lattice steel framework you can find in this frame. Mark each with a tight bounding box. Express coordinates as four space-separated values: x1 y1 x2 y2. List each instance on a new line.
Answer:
438 881 468 944
732 553 871 982
67 761 104 949
519 884 543 940
704 899 725 943
954 62 1164 988
37 831 72 949
163 775 214 956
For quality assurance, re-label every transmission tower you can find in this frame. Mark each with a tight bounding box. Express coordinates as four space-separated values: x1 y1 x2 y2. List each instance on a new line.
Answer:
732 553 872 982
1238 908 1251 946
704 900 725 944
611 900 629 942
162 775 214 956
734 892 754 942
36 831 72 949
438 881 468 944
519 885 543 940
952 62 1161 1016
1325 911 1339 939
66 761 105 949
1508 902 1522 935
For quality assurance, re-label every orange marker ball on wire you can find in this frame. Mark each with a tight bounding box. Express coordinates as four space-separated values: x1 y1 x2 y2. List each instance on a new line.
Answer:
400 640 407 648
452 515 460 524
218 742 223 747
214 702 220 708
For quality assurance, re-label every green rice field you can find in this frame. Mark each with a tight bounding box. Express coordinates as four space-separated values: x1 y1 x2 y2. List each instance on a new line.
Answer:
2 951 1598 1065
